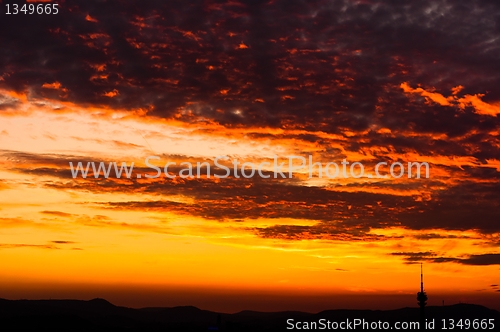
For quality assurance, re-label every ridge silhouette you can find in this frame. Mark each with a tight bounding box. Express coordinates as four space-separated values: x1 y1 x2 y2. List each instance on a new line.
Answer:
0 298 499 331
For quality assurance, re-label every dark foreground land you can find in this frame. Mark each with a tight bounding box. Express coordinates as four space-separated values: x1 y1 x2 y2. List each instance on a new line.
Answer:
0 298 499 331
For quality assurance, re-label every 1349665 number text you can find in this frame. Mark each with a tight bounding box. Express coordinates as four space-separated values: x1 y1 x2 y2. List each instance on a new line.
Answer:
5 3 59 15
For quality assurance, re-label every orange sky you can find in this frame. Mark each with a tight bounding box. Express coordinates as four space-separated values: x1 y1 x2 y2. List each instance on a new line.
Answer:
1 88 499 311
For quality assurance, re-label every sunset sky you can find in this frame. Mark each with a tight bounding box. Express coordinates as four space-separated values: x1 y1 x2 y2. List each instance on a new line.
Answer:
0 0 499 313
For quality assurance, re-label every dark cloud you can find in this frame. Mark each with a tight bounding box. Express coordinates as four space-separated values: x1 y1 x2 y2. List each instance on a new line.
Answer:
392 252 500 266
412 233 472 241
397 182 500 232
41 211 75 218
1 0 499 141
253 223 403 241
0 241 80 250
2 149 500 238
460 254 500 266
0 243 59 250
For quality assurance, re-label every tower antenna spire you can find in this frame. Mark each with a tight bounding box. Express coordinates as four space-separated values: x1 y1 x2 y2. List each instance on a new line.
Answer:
421 263 424 293
417 263 428 330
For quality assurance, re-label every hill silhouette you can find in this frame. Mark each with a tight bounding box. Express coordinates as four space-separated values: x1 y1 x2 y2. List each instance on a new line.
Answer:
0 298 498 331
